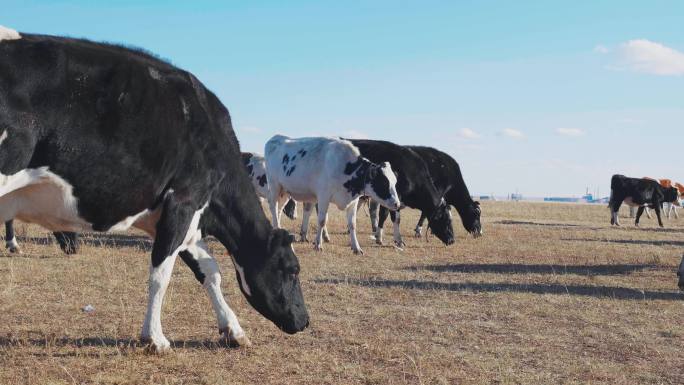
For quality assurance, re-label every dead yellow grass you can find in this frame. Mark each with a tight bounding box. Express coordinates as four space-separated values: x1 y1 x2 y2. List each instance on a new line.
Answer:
1 201 683 384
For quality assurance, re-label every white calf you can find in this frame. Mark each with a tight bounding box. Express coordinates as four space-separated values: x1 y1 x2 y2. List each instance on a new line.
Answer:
265 135 400 254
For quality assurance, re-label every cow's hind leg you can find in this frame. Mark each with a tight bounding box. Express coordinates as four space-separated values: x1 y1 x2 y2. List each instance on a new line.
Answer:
54 232 79 254
4 220 20 254
179 240 250 347
414 212 427 238
141 193 204 353
299 202 314 242
609 198 622 226
314 199 330 251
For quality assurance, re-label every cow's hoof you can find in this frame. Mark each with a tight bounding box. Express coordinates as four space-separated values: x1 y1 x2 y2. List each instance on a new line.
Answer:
414 230 422 238
141 336 172 354
323 235 331 243
369 234 377 240
352 247 364 255
394 240 406 248
299 235 309 243
7 246 21 254
375 238 383 246
313 244 323 252
221 329 251 347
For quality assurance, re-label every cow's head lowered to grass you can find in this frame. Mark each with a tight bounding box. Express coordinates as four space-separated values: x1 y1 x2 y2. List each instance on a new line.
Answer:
461 201 483 237
232 228 309 334
427 199 456 245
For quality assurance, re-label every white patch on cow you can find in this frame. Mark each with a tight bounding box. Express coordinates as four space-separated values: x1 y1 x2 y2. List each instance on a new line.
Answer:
5 236 18 250
148 67 162 80
0 130 7 146
141 202 207 353
0 26 21 42
0 167 92 231
622 197 647 208
231 256 252 296
109 209 150 232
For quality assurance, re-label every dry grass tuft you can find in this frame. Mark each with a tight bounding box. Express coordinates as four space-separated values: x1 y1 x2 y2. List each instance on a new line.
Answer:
1 202 683 384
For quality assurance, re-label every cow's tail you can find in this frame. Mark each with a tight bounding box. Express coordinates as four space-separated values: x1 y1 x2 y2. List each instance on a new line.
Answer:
608 174 620 208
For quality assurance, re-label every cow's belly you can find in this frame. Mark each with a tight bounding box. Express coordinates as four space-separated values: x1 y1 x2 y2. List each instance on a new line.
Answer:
0 167 93 232
623 197 648 207
287 190 317 202
0 167 161 235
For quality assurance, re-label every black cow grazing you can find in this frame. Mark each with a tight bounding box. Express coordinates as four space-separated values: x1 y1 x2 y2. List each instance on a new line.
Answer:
406 146 482 238
609 174 681 227
348 139 455 247
0 27 308 353
4 220 79 254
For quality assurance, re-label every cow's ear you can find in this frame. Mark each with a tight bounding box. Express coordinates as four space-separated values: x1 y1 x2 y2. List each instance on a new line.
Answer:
285 234 295 245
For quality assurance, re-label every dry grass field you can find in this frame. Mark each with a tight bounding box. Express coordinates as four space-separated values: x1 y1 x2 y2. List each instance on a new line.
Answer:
1 201 683 384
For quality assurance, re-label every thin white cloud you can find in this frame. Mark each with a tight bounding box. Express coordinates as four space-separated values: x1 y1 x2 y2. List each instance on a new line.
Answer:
594 44 609 54
616 39 684 76
457 127 480 139
555 127 585 137
239 126 262 133
501 128 524 138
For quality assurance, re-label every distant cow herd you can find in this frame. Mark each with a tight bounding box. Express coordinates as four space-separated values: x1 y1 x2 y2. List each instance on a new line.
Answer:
0 26 682 352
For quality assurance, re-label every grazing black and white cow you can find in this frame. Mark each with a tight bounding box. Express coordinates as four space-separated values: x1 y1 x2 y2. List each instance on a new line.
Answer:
4 220 79 254
609 174 681 227
0 27 308 353
348 139 455 247
241 152 297 220
265 135 401 254
406 146 481 238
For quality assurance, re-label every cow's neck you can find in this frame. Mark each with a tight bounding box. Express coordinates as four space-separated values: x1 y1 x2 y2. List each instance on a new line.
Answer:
203 181 271 267
446 178 475 215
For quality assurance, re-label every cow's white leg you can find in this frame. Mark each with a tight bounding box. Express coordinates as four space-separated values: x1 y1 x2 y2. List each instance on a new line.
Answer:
346 199 363 254
369 200 379 239
391 210 405 249
300 202 314 242
314 199 330 251
267 185 285 228
141 253 177 353
180 241 250 346
674 205 679 219
322 223 331 243
645 207 652 219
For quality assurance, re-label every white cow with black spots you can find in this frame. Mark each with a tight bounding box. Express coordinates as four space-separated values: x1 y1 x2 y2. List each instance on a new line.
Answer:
241 152 297 220
265 135 400 254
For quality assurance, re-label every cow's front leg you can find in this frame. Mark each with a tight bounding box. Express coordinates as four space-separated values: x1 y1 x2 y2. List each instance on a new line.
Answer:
390 210 405 249
141 194 199 354
654 204 664 227
179 240 250 347
346 200 363 254
314 200 330 251
4 220 21 254
374 205 389 245
368 200 379 237
267 185 282 228
299 202 314 242
414 212 427 238
635 206 645 227
645 207 652 219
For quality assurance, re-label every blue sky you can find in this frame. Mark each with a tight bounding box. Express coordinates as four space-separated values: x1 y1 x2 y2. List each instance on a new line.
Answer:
4 1 683 196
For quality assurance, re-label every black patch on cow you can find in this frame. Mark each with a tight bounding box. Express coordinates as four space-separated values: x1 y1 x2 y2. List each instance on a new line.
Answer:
343 158 371 196
286 165 296 176
246 164 254 176
344 157 364 175
257 174 268 187
297 149 307 157
179 250 205 284
282 154 290 165
369 166 391 200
